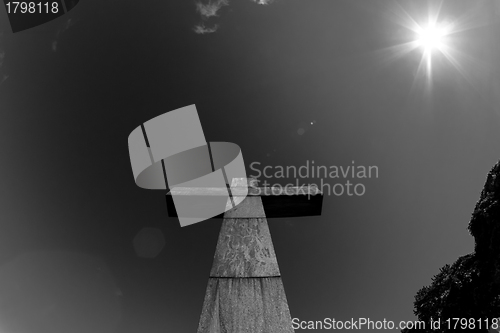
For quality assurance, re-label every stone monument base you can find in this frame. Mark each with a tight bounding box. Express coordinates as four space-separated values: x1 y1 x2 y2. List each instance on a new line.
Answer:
197 277 294 333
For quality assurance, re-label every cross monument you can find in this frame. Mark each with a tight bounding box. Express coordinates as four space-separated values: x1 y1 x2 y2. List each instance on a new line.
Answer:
166 178 323 332
127 105 323 332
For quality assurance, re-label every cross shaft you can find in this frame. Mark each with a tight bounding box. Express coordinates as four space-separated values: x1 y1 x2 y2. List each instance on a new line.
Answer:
167 179 323 333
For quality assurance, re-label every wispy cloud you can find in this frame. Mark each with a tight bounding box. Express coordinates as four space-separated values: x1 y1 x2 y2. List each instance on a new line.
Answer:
0 75 8 85
52 18 77 52
250 0 274 5
0 32 6 86
193 0 275 34
193 23 219 34
193 0 227 34
196 0 228 19
0 32 4 69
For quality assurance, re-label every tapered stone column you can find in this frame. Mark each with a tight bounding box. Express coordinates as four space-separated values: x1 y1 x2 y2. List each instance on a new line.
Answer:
166 179 323 333
197 195 294 333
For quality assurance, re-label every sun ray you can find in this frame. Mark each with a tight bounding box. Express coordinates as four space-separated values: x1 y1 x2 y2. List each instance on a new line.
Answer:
369 0 496 98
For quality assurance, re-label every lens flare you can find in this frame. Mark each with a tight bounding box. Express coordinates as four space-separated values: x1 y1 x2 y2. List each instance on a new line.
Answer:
416 21 449 53
413 18 454 77
366 0 493 97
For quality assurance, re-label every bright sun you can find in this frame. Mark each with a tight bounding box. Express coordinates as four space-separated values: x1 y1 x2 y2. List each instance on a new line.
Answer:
413 19 454 78
416 23 448 53
371 1 475 85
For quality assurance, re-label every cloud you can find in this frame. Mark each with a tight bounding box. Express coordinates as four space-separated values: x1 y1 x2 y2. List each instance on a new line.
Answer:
193 0 275 34
52 18 77 52
0 33 6 83
193 23 219 34
250 0 274 5
0 75 8 87
0 33 4 69
196 0 228 18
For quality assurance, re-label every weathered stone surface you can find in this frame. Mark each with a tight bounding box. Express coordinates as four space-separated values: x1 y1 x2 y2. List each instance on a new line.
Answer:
224 195 266 219
210 218 280 277
211 196 280 277
197 277 294 333
195 178 323 333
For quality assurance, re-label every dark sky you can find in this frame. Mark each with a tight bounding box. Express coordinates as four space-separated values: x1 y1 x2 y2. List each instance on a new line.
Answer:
0 0 499 332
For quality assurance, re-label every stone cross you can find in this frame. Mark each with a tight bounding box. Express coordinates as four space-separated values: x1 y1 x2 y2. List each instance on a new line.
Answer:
166 178 323 333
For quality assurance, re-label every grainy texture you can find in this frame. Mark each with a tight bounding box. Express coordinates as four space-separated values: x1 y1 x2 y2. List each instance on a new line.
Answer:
211 196 279 277
210 218 280 277
197 278 294 333
195 178 320 333
224 195 266 219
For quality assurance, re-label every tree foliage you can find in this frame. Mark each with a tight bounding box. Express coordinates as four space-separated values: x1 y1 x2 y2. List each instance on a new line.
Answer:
403 161 500 333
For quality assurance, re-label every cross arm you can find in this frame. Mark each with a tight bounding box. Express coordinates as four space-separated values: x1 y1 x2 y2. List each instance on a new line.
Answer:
166 184 323 219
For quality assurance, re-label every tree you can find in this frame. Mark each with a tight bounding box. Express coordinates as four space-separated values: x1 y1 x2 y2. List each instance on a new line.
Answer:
403 160 500 333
